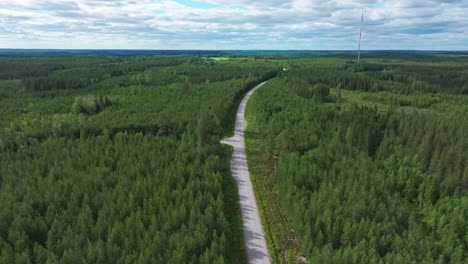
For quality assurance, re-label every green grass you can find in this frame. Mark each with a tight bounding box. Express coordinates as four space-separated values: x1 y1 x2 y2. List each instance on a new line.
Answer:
211 57 231 61
219 77 280 263
331 88 393 113
244 89 299 264
331 88 468 116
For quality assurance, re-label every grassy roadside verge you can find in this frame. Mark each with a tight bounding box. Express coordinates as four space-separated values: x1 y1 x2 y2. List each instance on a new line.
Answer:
219 72 278 263
221 144 247 264
244 89 299 264
218 78 264 263
222 71 279 138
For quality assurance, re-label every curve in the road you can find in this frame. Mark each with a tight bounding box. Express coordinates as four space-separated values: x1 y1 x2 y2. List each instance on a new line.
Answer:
221 82 271 264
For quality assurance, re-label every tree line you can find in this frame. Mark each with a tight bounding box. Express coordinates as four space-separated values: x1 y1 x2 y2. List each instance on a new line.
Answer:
0 54 279 263
248 60 467 263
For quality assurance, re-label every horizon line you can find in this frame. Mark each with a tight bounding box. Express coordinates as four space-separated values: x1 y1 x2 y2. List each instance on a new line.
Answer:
1 48 467 52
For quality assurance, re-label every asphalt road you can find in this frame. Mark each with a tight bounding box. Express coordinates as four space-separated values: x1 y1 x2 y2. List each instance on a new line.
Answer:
221 82 271 264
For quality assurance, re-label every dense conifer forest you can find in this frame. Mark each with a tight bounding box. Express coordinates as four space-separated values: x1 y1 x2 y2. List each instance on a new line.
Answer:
246 54 467 263
1 51 467 263
0 53 278 263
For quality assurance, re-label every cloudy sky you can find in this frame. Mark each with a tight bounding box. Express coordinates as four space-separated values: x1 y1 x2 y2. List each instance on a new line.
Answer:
0 0 467 50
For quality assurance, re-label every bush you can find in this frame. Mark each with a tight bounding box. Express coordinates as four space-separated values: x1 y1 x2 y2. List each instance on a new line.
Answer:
72 95 113 115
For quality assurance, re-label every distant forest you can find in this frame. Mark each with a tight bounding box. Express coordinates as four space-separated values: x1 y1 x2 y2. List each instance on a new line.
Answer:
0 52 467 263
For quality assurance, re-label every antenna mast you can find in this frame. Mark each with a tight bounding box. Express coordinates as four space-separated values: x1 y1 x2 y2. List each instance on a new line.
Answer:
358 11 363 62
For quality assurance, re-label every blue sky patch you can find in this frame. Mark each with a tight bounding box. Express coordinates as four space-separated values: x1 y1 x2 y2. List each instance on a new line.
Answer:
233 5 248 11
372 2 384 8
175 0 219 9
404 27 445 35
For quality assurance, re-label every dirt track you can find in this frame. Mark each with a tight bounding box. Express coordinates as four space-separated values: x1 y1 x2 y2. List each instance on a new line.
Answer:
221 82 271 264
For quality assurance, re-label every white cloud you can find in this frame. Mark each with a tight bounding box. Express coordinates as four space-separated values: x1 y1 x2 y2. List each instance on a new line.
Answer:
0 0 466 49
